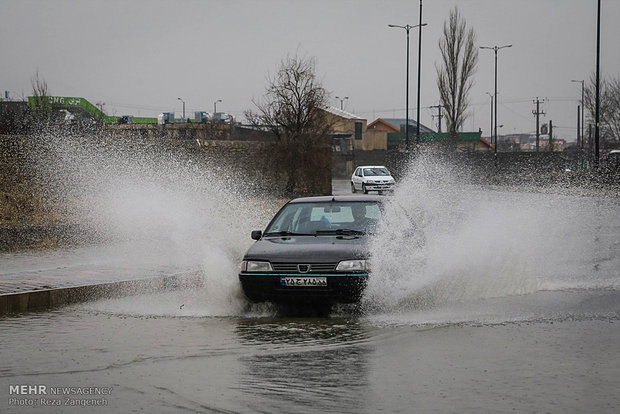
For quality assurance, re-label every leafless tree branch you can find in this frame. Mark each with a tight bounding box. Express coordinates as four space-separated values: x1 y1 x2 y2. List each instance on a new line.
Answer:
245 55 333 194
436 7 478 143
584 73 620 146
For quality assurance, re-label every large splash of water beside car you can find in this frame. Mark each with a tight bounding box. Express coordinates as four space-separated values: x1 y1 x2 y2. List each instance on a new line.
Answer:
26 128 280 316
364 153 620 316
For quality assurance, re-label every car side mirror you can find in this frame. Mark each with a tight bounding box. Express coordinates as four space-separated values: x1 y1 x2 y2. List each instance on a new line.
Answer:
251 230 262 240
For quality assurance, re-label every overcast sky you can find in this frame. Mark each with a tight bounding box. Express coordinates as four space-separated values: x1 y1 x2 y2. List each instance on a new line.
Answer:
2 0 619 141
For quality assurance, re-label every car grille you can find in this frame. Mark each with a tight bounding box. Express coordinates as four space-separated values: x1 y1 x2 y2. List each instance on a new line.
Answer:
271 262 338 273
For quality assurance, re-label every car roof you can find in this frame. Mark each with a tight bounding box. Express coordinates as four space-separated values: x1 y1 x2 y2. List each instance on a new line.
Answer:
288 195 384 204
357 165 388 169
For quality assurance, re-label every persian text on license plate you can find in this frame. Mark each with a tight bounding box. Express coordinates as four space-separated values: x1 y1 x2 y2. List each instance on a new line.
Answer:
281 277 327 287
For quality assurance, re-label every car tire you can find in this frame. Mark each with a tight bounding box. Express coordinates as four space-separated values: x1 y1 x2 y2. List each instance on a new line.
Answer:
351 182 356 193
362 184 368 194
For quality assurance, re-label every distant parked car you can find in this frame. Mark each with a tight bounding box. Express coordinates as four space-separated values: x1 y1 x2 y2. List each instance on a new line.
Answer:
351 166 395 194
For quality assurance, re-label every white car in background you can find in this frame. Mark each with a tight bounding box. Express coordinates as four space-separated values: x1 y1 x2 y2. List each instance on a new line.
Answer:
351 165 395 194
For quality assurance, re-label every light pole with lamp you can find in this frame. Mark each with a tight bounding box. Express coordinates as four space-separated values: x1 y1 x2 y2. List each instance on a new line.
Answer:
480 44 512 158
214 99 222 114
388 20 427 152
594 0 601 168
335 96 349 110
416 0 424 148
177 97 185 121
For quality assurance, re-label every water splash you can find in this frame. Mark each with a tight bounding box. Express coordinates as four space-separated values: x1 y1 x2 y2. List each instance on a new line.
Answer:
364 154 620 313
23 130 619 318
26 128 280 316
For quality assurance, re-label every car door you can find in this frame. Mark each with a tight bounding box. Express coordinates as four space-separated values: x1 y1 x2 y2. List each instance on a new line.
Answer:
352 168 361 190
355 168 364 190
358 168 366 189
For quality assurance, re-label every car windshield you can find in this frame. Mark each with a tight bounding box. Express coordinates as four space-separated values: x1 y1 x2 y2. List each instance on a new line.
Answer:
363 167 389 176
265 201 382 235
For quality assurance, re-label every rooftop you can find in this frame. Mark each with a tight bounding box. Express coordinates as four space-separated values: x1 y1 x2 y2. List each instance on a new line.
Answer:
323 106 365 120
379 118 435 133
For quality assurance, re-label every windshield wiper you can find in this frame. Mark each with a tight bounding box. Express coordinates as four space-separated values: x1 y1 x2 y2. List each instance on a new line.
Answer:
264 231 316 237
315 229 366 236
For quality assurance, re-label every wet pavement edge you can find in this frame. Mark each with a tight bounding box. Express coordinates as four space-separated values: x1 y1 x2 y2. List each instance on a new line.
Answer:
0 272 204 315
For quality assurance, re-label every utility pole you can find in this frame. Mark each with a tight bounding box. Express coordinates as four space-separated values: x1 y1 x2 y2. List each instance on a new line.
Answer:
430 104 443 133
532 97 545 152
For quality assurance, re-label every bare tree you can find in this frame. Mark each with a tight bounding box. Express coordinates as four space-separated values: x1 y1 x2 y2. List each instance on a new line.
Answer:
246 55 332 194
584 73 620 147
436 7 478 146
31 70 52 122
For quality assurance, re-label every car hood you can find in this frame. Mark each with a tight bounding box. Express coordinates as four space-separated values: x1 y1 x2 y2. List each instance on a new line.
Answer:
243 235 369 262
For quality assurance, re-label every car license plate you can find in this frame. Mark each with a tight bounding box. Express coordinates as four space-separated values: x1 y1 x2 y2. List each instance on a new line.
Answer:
281 277 327 287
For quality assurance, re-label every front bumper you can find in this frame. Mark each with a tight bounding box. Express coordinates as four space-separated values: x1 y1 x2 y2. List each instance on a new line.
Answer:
239 273 368 304
365 183 394 191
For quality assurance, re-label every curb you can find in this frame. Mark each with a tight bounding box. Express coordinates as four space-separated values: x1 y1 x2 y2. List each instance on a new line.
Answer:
0 272 204 315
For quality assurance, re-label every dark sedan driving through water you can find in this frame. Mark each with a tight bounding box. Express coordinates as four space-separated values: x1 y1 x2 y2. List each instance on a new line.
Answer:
239 196 383 307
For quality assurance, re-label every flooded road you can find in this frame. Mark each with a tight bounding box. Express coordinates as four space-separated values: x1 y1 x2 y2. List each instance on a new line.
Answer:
2 134 619 412
1 288 619 413
2 182 620 413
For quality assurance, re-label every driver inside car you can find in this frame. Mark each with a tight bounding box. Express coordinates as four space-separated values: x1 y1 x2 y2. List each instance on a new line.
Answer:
350 204 378 232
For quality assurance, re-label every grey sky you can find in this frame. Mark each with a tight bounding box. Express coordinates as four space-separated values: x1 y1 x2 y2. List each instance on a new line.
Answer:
2 0 619 141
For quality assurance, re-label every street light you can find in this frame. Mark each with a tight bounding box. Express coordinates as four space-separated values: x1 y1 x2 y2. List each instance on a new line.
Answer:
177 97 185 120
480 44 512 158
486 92 493 149
214 99 222 114
335 96 349 110
416 0 424 148
594 0 601 167
388 18 427 152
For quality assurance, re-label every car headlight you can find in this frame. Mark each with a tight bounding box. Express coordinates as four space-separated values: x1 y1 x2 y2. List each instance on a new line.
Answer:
336 259 367 272
242 260 273 272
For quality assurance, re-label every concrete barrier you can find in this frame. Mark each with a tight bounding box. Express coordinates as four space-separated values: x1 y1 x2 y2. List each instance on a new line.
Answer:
0 272 204 315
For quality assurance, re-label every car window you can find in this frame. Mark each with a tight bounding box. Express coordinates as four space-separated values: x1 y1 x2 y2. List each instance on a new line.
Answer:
266 202 382 234
268 207 302 232
363 167 390 176
365 204 381 219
